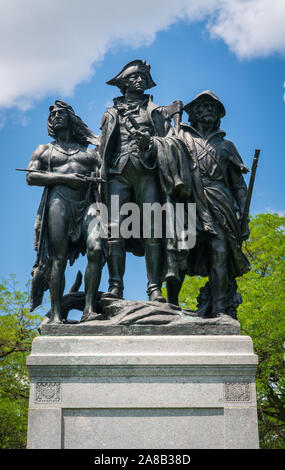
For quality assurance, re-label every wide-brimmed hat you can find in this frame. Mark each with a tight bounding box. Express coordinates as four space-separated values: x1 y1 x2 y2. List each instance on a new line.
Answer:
106 59 156 90
184 90 226 118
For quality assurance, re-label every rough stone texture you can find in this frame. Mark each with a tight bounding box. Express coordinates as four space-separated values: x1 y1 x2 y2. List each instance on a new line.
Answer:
39 298 240 335
27 335 259 449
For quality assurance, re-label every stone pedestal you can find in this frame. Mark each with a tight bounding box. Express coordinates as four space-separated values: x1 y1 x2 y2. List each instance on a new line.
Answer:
26 334 259 449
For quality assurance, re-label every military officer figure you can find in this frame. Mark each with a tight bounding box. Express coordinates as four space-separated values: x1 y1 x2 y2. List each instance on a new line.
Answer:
99 60 174 302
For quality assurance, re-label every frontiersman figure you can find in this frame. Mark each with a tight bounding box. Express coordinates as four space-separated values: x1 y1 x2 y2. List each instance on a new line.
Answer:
176 91 251 317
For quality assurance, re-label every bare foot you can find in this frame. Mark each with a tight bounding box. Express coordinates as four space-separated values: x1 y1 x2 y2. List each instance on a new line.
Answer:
80 309 101 322
48 312 63 324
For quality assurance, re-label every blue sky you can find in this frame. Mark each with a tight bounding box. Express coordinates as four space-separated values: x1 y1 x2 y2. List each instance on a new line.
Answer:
0 1 284 317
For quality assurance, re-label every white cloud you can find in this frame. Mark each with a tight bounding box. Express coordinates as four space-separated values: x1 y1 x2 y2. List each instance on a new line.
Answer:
208 0 285 59
0 0 284 110
265 207 285 217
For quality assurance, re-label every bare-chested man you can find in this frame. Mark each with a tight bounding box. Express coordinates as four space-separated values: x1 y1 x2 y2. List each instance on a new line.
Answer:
26 100 104 323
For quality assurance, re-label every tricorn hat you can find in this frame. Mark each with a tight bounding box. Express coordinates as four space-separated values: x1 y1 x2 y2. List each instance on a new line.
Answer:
184 90 226 118
106 59 156 90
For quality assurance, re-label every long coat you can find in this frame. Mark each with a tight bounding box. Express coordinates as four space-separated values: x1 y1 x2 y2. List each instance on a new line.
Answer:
98 95 191 258
178 123 250 279
99 94 172 181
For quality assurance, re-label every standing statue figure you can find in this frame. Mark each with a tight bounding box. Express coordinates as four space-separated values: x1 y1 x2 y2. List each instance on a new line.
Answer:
26 100 104 323
172 90 250 317
99 59 179 302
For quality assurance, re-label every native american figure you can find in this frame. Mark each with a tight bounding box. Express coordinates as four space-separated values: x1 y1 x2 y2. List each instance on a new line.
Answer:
27 100 104 323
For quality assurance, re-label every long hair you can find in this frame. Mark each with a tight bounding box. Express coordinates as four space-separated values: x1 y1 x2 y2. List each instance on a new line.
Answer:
47 100 98 146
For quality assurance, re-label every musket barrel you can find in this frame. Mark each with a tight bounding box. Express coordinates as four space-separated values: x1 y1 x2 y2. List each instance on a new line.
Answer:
16 168 45 173
241 148 260 235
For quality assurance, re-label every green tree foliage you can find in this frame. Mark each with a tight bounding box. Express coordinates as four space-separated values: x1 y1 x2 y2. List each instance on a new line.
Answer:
0 276 41 448
177 213 285 449
238 213 285 448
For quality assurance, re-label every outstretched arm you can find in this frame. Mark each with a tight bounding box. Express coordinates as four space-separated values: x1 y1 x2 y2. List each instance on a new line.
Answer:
26 144 88 189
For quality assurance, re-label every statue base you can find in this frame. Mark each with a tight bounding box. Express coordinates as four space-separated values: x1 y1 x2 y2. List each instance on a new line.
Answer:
26 334 259 449
39 297 241 335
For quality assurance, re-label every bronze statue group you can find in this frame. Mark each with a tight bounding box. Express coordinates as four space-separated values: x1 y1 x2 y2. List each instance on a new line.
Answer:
25 60 252 324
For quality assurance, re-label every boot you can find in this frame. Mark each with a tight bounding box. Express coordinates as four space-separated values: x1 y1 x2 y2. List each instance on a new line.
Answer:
145 241 166 303
101 240 125 300
166 275 185 307
209 252 228 317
